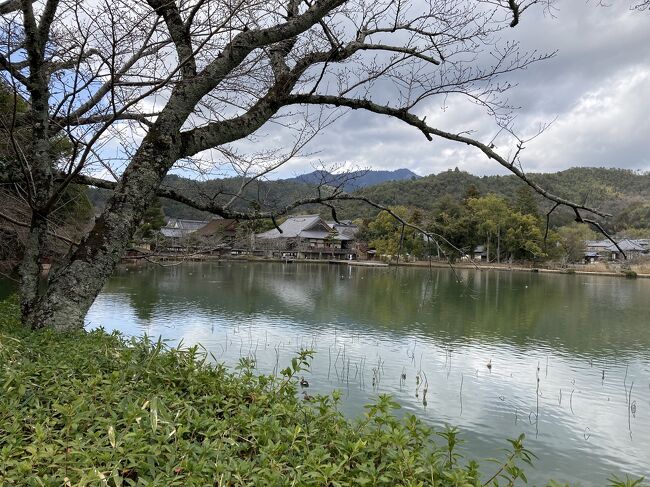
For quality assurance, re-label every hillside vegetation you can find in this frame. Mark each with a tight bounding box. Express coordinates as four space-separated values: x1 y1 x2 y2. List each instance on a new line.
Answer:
87 167 650 233
346 167 650 231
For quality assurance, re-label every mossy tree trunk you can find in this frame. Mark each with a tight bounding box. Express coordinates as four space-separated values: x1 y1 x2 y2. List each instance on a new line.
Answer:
26 130 179 330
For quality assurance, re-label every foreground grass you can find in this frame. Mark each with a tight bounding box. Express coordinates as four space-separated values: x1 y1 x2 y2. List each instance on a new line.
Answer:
0 298 643 486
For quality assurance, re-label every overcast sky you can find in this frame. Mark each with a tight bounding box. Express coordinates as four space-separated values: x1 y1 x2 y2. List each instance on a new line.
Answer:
255 2 650 179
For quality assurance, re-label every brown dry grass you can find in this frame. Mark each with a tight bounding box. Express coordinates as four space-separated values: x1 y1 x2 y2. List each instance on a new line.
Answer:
578 262 617 273
631 262 650 275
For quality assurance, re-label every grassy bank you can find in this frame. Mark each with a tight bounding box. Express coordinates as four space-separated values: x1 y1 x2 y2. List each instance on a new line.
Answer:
0 298 643 486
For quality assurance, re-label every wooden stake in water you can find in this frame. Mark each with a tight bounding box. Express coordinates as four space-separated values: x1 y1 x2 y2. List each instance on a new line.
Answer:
628 381 634 438
459 373 464 416
327 346 332 380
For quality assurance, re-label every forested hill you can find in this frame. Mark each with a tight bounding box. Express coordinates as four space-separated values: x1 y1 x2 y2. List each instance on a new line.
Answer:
354 167 645 208
345 167 650 229
87 167 650 230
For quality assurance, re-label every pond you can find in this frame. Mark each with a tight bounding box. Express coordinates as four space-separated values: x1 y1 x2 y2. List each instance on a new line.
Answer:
6 261 650 484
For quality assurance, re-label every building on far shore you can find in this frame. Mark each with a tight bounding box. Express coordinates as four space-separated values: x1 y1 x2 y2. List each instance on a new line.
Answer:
193 219 239 243
160 218 210 251
472 245 488 261
161 218 209 237
605 239 647 261
255 215 358 260
585 238 649 262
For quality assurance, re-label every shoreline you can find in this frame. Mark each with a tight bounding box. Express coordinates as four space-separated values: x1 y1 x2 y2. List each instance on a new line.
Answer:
119 254 650 279
396 260 650 278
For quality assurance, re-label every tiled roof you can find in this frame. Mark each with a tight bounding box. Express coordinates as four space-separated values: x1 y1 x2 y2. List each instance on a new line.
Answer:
258 215 325 239
194 219 238 236
585 240 612 248
165 219 209 231
161 218 209 238
257 215 359 241
332 224 358 240
606 239 646 252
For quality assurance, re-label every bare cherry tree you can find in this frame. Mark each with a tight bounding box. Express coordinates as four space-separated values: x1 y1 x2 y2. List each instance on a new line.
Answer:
1 0 613 330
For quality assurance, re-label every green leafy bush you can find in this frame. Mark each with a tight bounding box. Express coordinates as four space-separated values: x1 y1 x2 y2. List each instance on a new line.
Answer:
0 298 644 486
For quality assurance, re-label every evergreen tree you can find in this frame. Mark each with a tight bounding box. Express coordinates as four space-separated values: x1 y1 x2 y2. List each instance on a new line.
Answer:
135 198 166 242
514 186 539 218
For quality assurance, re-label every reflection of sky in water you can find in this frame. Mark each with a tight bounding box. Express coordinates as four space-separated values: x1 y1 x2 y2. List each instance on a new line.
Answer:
86 262 650 485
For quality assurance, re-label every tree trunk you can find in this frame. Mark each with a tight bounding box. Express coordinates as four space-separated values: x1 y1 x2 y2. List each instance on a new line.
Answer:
19 213 48 322
25 133 176 331
497 226 501 264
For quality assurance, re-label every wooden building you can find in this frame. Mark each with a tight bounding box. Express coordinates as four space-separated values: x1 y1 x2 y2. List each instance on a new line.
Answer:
256 215 358 260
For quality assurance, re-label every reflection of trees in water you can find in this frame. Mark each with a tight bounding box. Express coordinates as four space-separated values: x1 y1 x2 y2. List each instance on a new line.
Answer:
104 263 650 358
109 265 162 322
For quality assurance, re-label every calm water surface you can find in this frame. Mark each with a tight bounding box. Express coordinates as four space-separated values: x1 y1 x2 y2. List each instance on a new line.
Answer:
58 263 650 483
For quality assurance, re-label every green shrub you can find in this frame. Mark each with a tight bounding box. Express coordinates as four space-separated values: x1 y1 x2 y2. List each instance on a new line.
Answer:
624 270 638 279
0 298 644 486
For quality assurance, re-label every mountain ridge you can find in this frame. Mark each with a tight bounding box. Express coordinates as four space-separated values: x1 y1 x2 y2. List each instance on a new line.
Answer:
285 168 419 191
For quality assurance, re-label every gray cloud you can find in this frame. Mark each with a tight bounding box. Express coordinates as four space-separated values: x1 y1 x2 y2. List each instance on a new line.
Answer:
262 2 650 178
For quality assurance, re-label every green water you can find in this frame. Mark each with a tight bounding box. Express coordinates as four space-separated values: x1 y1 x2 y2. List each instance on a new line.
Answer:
5 262 650 484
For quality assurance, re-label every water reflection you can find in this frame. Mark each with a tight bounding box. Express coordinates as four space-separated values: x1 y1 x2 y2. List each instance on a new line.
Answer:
85 262 650 484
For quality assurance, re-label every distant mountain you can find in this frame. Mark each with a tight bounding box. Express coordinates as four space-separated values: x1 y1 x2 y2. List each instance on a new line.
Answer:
286 168 419 191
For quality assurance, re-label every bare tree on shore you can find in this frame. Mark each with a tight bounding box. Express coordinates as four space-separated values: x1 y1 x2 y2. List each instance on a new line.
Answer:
0 0 621 330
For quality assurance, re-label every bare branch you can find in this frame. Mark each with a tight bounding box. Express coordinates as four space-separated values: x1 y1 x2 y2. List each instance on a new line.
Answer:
0 53 30 86
0 0 32 15
286 93 611 220
348 42 440 65
146 0 196 77
0 209 77 245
